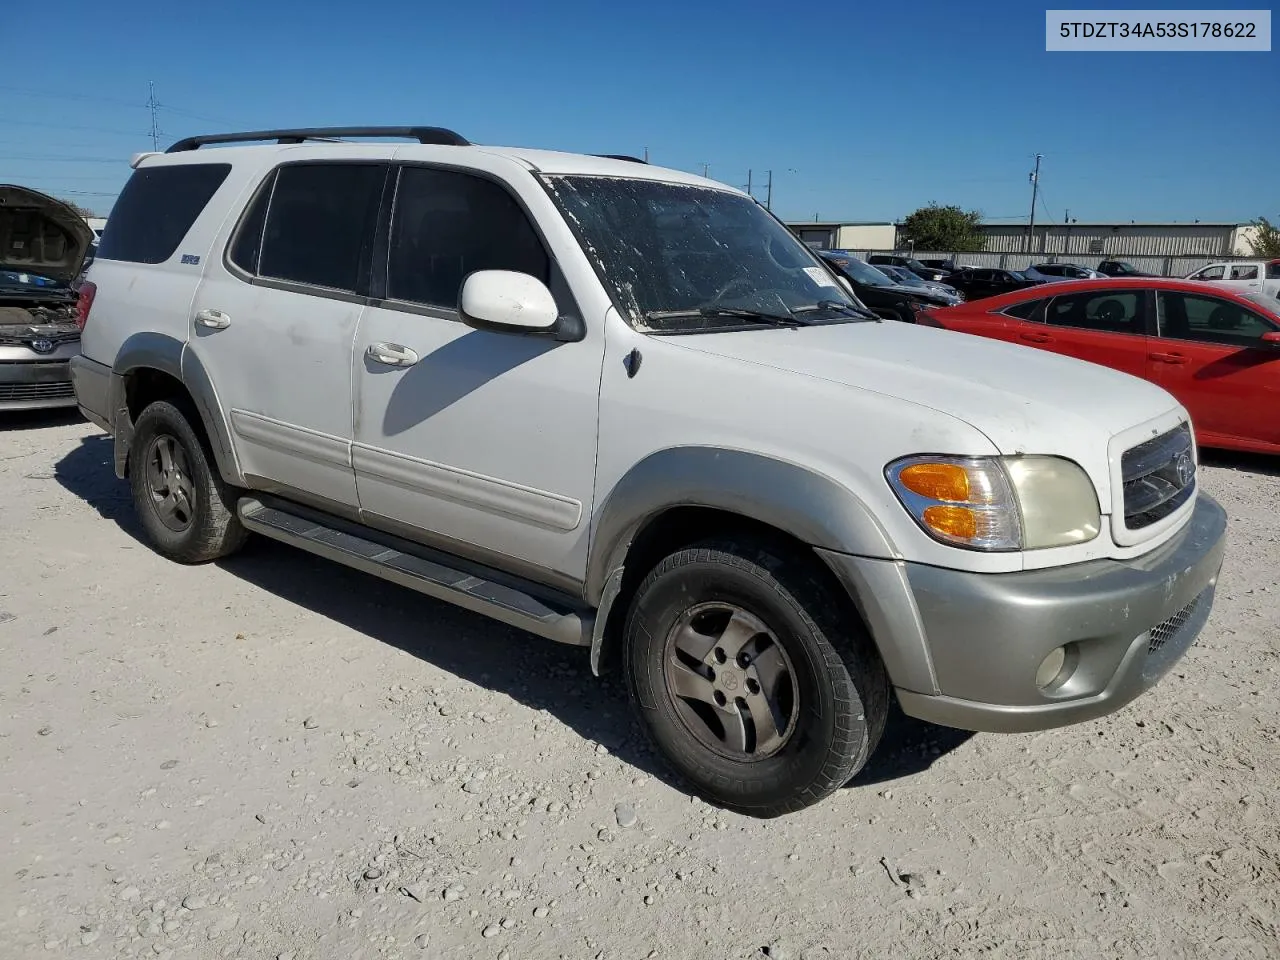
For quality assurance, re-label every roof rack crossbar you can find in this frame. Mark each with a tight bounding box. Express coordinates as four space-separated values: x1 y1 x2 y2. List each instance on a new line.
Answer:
166 126 470 153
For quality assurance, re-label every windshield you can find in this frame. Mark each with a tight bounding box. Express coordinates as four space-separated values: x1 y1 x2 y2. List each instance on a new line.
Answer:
1242 292 1280 317
829 255 894 287
887 268 927 287
544 176 862 331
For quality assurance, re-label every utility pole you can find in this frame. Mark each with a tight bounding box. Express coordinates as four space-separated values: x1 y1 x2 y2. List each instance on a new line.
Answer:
643 146 649 163
1025 153 1042 253
746 169 752 198
701 162 710 178
765 170 773 210
147 81 160 152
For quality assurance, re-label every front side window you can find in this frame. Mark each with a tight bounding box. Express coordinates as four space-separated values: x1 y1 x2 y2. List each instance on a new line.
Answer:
1158 292 1279 347
98 163 230 264
1192 264 1225 281
387 167 549 309
1267 261 1280 280
546 177 861 331
1036 264 1062 276
1046 290 1145 334
257 163 385 292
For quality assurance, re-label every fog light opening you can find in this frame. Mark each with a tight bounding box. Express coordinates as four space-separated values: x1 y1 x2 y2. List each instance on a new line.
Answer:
1036 644 1075 692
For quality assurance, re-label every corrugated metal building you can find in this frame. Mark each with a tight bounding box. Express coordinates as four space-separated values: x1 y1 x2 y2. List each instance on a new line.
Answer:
786 221 897 251
976 221 1258 258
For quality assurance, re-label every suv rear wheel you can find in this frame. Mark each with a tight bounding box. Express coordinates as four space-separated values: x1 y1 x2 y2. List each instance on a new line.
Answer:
129 400 247 563
623 537 889 816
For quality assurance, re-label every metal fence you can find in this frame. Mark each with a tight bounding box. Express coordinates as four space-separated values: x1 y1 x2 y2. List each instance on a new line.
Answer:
835 250 1264 278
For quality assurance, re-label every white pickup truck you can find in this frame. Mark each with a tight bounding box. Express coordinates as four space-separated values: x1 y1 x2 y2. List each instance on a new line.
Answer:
71 126 1228 816
1185 258 1280 298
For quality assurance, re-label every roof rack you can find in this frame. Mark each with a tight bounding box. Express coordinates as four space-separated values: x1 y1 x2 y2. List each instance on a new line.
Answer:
593 154 648 164
166 126 470 153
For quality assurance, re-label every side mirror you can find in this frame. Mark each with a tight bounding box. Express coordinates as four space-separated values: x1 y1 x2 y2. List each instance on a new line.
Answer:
460 270 559 332
1260 331 1280 349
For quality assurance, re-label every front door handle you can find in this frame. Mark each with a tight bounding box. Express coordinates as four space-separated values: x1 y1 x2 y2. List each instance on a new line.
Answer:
195 308 231 330
1149 351 1189 365
367 342 419 367
1020 332 1052 343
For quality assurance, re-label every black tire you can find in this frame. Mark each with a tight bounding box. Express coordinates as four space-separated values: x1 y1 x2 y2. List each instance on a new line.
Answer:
129 400 248 564
623 538 889 817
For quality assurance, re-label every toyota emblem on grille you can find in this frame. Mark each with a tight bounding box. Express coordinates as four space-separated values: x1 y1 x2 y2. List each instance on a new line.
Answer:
1174 451 1194 486
29 338 55 354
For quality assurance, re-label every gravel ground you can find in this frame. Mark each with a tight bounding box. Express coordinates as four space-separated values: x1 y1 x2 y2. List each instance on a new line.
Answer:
1 412 1277 960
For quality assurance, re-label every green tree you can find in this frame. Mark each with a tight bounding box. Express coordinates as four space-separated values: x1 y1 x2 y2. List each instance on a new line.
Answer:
1247 216 1280 258
899 204 986 252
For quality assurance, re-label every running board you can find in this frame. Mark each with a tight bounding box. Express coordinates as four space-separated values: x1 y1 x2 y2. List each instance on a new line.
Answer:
237 497 591 647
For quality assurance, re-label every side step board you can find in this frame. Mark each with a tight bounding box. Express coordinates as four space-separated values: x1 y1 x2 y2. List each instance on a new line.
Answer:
237 497 592 647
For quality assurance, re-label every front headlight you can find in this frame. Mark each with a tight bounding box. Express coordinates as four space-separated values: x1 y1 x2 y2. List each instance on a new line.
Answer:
886 455 1101 551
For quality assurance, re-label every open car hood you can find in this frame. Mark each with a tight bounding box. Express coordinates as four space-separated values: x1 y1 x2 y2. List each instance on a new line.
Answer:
0 185 94 285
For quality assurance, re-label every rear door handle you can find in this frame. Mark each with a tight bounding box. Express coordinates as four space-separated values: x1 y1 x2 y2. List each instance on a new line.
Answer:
366 342 419 367
195 308 231 330
1148 351 1189 365
1019 332 1052 343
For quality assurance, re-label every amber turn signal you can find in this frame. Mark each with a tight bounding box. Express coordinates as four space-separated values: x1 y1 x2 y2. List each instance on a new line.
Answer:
922 504 979 540
898 462 971 503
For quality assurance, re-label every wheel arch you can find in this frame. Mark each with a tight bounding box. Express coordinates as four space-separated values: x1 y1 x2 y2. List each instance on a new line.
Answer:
584 448 899 676
109 332 241 485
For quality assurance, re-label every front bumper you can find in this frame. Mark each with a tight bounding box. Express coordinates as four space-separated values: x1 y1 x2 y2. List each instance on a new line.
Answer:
0 358 77 410
822 493 1227 733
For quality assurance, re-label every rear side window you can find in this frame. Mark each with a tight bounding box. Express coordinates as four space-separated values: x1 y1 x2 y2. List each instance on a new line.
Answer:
1003 299 1043 320
257 163 385 292
386 166 549 309
1230 264 1259 280
97 163 230 264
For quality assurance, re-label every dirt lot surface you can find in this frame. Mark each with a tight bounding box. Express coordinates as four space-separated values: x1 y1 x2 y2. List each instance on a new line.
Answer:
1 412 1277 960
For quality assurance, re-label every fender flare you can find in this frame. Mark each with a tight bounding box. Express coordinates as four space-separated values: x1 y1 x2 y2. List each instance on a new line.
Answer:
584 447 900 674
110 332 242 485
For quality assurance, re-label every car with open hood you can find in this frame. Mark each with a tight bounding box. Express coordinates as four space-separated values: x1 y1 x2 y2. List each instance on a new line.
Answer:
0 185 93 411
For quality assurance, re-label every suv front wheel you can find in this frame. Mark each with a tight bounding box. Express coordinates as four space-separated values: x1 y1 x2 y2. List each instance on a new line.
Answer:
624 538 889 816
129 400 248 564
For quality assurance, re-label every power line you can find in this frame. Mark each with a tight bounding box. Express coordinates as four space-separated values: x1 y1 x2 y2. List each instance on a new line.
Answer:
0 116 143 137
0 155 128 163
0 84 144 108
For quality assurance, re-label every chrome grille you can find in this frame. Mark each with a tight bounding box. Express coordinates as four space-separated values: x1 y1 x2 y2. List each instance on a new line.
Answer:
1121 424 1196 530
0 381 75 402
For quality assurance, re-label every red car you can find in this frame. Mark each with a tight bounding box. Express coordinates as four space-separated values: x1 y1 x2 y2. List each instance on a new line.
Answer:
920 277 1280 454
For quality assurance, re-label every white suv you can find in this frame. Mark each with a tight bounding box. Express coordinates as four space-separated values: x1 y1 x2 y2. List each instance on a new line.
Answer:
71 127 1227 816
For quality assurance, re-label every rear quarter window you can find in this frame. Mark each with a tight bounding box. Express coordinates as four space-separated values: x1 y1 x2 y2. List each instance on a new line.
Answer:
97 163 231 264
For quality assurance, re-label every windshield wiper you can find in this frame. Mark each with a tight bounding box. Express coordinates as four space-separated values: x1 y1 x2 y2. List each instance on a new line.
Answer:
793 300 881 321
643 307 806 328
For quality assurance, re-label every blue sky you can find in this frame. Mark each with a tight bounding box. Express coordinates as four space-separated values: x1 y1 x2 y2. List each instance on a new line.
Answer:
2 0 1276 224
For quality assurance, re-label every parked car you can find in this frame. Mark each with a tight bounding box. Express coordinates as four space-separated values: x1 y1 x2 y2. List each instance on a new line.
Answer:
818 251 955 320
945 267 1043 301
0 184 93 411
867 253 949 282
1097 259 1157 278
1022 262 1106 282
920 277 1280 454
1184 259 1280 299
874 264 964 302
73 126 1225 816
